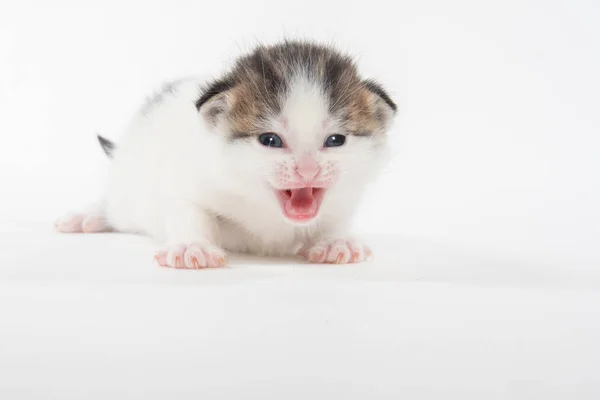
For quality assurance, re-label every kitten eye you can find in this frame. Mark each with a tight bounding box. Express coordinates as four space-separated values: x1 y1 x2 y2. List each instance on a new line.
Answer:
258 133 284 148
324 134 346 147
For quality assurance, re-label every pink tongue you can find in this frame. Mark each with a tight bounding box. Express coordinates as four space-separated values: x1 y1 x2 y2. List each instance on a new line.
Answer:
289 188 315 210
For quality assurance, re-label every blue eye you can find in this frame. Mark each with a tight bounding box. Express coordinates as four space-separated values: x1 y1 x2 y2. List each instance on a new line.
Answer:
258 133 284 148
324 134 346 147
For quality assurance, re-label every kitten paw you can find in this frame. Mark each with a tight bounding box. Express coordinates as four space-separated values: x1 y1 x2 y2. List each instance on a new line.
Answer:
298 239 372 264
54 212 110 233
154 243 227 269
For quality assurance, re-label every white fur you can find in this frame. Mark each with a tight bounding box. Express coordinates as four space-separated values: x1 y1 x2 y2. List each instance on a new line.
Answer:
58 75 392 265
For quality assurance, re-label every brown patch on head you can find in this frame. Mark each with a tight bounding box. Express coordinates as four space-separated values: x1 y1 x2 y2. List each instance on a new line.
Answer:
226 79 278 135
196 40 397 139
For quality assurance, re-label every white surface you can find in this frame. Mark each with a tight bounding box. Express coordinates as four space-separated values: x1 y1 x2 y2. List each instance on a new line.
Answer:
1 223 600 399
1 0 600 398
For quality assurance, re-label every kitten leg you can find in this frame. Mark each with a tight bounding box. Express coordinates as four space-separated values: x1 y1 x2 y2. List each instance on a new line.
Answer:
154 205 226 269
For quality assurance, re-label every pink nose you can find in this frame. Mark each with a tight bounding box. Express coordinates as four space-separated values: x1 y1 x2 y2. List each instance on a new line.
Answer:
295 154 320 181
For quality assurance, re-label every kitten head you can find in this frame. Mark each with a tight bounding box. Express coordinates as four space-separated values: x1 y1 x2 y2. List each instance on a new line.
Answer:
196 41 397 224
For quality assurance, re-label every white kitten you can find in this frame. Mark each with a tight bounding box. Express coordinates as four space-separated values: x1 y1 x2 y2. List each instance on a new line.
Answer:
55 41 397 268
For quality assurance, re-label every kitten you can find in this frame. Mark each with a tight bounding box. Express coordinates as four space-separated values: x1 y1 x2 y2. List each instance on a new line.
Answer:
55 40 398 268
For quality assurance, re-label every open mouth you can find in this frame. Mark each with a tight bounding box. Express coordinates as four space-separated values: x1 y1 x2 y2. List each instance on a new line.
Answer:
275 187 326 222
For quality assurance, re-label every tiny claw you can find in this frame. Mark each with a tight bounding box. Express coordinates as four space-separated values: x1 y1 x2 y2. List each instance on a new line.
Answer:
335 253 344 264
154 252 167 267
175 256 182 269
296 247 309 258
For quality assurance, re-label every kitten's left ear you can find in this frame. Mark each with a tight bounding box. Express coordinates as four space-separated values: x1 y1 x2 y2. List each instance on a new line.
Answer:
362 79 397 130
195 78 235 129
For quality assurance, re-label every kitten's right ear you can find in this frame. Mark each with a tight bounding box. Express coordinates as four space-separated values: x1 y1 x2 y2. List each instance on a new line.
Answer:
362 79 398 131
195 78 235 128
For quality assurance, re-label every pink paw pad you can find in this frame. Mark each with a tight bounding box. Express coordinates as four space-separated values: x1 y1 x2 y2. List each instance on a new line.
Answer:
55 213 109 233
300 239 372 264
154 243 227 269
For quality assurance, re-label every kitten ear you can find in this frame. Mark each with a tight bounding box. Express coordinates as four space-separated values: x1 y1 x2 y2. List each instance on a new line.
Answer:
195 78 235 128
362 79 397 130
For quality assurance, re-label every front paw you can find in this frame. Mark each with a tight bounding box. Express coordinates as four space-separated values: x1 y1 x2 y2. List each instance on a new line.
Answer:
154 243 227 269
298 239 372 264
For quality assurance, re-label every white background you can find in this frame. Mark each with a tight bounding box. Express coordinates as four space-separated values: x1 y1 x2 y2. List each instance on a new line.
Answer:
1 1 600 398
1 0 599 268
